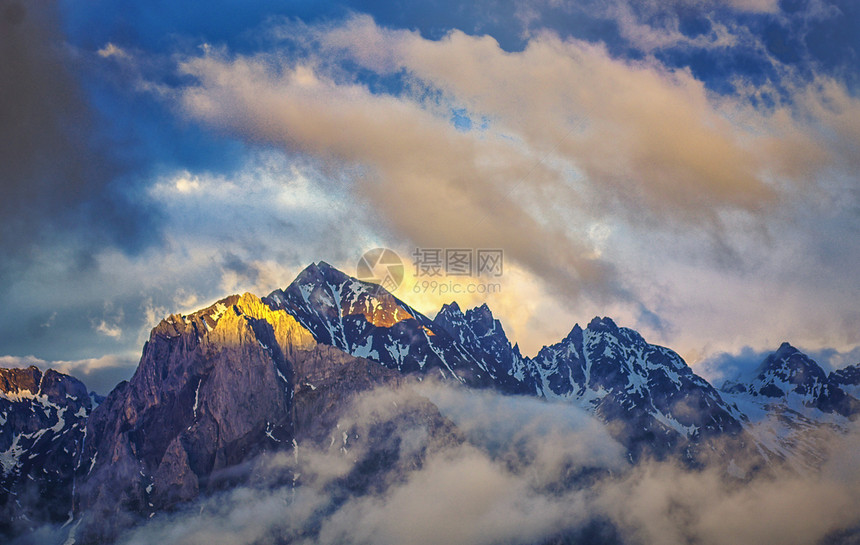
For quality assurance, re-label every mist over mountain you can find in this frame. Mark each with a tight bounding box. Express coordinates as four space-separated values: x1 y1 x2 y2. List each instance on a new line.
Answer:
2 262 860 545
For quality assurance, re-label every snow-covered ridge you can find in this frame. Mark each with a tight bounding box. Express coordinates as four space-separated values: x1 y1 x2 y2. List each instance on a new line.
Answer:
0 364 91 539
718 342 860 468
264 264 748 450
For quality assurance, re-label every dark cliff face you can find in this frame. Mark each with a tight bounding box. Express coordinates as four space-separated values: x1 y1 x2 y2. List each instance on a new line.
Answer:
831 364 860 389
0 367 42 396
72 292 417 544
831 364 860 405
290 343 404 446
74 293 304 543
0 367 91 540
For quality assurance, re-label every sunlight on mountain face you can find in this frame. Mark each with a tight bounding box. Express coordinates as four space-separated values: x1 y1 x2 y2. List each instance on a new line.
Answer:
158 292 317 355
342 291 415 329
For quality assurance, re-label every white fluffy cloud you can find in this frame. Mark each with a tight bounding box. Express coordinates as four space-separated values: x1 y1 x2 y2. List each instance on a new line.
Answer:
163 15 860 363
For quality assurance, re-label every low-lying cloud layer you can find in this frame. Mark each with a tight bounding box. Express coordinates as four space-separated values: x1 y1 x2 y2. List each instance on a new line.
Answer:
107 382 860 545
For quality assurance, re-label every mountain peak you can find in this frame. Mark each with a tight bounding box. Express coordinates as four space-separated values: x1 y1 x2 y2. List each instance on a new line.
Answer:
757 343 817 374
0 366 42 396
464 303 495 328
747 343 832 403
832 364 860 385
563 323 583 342
0 365 88 405
587 316 618 331
295 260 348 284
775 341 800 357
267 261 429 352
437 301 463 317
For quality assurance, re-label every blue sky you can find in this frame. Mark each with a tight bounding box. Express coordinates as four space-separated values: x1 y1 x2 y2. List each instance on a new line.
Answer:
1 0 859 392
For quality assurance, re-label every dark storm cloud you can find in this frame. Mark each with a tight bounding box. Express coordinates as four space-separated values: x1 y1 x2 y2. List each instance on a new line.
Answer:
0 0 159 279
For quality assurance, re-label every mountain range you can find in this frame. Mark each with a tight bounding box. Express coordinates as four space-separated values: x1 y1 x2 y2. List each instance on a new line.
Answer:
2 261 858 544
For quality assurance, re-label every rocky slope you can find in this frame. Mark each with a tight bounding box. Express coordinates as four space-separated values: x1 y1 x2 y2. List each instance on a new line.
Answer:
70 292 395 543
528 317 748 461
831 364 860 399
433 301 536 395
0 367 91 540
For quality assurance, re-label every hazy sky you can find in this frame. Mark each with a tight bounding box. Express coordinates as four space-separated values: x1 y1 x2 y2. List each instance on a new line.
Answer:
1 0 859 393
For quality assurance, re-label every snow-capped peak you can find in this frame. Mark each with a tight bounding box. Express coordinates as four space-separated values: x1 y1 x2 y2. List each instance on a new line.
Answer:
749 342 829 400
722 343 859 420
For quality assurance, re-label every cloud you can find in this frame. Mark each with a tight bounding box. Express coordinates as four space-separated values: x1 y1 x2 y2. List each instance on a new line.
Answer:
315 15 824 219
696 346 770 386
107 381 860 545
315 444 582 545
95 320 123 339
595 421 860 545
269 19 822 215
595 461 860 545
173 13 824 331
615 0 781 14
807 345 860 373
176 25 622 306
0 0 158 279
112 382 622 545
414 380 626 474
321 389 860 545
116 485 329 545
163 14 860 362
0 148 377 364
